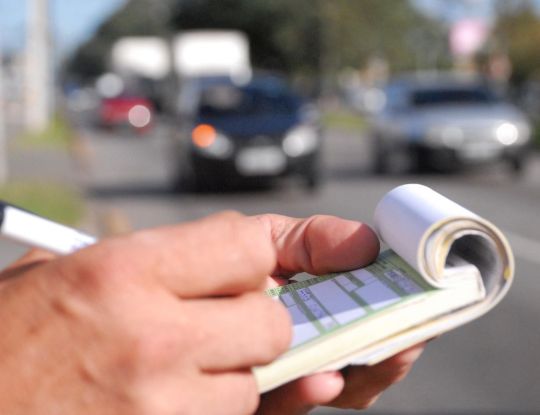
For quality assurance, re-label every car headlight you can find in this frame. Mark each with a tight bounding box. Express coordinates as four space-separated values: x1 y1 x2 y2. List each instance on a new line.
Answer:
191 124 234 159
282 125 319 157
495 122 519 146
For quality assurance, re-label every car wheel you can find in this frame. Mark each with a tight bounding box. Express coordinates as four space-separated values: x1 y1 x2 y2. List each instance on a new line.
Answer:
302 154 322 191
374 140 412 174
193 172 214 192
373 138 389 174
508 155 526 176
171 171 193 193
412 147 431 173
304 169 321 191
171 160 198 193
374 152 388 174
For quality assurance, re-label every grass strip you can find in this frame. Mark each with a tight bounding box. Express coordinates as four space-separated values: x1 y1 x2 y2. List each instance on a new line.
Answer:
0 181 85 226
321 110 367 133
15 115 75 150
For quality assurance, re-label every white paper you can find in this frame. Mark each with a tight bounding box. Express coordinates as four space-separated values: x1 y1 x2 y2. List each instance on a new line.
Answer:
374 184 478 281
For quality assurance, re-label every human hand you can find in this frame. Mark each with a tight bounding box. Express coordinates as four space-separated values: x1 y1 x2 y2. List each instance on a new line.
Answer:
258 344 426 414
0 212 292 415
254 214 426 414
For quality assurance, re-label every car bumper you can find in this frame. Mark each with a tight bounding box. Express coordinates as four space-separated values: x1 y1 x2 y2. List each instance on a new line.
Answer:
190 147 318 183
413 141 529 167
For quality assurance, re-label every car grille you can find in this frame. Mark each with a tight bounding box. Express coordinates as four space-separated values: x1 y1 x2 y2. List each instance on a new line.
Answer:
460 126 497 143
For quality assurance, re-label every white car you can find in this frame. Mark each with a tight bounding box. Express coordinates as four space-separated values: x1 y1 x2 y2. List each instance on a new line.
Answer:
370 73 531 174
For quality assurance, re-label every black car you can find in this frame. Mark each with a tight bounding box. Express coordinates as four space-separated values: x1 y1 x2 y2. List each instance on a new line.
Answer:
171 75 322 190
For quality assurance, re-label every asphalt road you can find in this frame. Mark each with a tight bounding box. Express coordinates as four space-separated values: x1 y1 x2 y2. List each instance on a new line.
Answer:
81 123 540 414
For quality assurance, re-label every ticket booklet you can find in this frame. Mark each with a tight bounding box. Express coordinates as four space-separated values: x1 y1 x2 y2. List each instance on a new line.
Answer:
255 184 514 393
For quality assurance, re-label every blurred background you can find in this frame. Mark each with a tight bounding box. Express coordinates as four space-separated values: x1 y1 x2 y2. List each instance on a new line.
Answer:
1 0 540 413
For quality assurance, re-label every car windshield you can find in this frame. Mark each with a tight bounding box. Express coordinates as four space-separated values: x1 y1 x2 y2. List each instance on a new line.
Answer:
410 87 497 107
198 85 300 117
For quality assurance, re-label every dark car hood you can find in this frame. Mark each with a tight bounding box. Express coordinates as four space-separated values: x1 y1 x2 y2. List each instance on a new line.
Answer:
196 113 300 139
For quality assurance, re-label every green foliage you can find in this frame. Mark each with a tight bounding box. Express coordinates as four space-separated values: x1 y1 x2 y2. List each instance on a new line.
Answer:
68 0 176 78
174 0 445 74
493 0 540 85
0 182 85 226
172 0 321 73
319 0 445 71
174 0 444 71
532 122 540 148
67 0 444 81
321 110 366 133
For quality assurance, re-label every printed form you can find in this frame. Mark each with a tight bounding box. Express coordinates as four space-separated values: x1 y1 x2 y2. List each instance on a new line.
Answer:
268 251 433 348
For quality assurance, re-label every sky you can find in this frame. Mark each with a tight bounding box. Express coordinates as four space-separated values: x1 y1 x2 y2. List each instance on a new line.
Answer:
412 0 496 23
0 0 126 57
413 0 540 23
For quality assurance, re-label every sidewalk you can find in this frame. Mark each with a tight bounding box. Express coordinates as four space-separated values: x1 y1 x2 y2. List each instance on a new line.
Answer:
10 143 81 185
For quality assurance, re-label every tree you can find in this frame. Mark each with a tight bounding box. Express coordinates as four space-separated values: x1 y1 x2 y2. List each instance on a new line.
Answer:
493 0 540 85
67 0 176 79
67 0 443 82
172 0 444 74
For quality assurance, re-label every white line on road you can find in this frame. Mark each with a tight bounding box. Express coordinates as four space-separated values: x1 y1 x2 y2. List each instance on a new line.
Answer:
503 230 540 265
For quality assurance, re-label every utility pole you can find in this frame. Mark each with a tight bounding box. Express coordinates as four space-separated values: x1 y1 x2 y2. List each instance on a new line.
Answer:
0 37 8 183
24 0 52 133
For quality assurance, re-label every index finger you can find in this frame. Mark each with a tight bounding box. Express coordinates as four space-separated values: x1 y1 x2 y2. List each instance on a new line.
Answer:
60 211 276 298
253 214 380 277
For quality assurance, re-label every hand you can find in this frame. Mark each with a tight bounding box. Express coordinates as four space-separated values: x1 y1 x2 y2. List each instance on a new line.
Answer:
254 214 426 414
0 212 292 415
258 344 426 414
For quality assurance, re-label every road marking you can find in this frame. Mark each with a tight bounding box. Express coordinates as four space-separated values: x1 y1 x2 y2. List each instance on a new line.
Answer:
503 230 540 265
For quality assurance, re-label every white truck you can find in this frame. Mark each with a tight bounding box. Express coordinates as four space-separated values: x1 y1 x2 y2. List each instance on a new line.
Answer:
173 30 251 81
111 30 251 81
111 36 171 80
